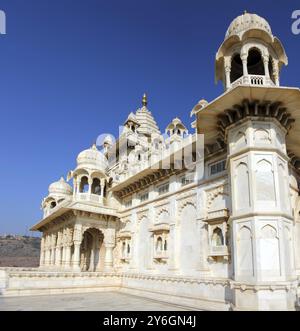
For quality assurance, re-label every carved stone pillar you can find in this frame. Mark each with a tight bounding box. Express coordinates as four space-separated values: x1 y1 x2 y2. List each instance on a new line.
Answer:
104 244 114 271
72 242 81 271
50 234 57 266
100 178 106 196
241 53 248 76
225 66 231 90
55 246 62 267
61 245 66 268
39 237 45 267
44 235 50 267
55 231 62 267
72 224 82 271
65 245 72 269
104 228 115 272
88 177 93 196
263 54 270 78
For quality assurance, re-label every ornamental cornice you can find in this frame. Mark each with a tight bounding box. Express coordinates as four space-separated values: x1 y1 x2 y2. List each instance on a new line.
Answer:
116 167 185 199
206 184 229 209
176 189 197 202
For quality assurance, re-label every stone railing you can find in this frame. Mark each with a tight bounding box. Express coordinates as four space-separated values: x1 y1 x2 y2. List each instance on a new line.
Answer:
209 245 229 257
206 208 229 221
230 75 276 89
75 193 104 205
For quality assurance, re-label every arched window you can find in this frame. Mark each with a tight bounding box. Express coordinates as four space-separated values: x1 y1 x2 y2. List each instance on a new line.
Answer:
247 49 264 76
91 178 101 195
79 176 89 193
137 154 141 161
156 237 163 252
164 240 167 251
122 242 126 253
50 201 57 209
212 227 224 246
230 53 243 83
127 243 130 254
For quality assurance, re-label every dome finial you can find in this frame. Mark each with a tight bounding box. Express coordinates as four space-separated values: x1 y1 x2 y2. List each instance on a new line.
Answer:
91 142 97 150
142 93 148 107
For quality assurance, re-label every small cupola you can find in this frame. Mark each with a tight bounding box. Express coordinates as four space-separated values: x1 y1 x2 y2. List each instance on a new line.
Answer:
215 11 288 90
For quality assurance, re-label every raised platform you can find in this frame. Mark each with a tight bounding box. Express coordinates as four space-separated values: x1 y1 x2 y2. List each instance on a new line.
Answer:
0 268 299 310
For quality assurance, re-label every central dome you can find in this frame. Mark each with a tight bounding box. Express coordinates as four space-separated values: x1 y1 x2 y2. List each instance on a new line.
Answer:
225 12 272 39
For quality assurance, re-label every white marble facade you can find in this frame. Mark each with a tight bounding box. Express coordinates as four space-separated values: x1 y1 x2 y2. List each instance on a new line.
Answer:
3 12 300 310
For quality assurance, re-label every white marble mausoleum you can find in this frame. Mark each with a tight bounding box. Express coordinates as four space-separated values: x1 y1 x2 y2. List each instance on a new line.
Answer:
1 12 300 311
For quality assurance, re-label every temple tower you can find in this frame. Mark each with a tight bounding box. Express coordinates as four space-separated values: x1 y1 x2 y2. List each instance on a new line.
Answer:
195 12 300 310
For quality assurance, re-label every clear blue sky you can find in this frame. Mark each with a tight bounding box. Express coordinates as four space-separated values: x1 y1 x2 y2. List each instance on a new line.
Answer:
0 0 299 235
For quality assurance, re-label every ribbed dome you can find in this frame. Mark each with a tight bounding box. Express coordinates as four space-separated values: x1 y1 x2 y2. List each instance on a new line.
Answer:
49 177 72 195
76 144 108 172
103 135 114 146
225 12 272 39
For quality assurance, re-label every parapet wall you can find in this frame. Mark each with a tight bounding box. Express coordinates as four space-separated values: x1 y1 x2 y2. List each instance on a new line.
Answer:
0 268 299 310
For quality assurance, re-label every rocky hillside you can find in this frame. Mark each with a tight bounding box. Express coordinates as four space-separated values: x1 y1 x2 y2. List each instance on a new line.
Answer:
0 235 40 267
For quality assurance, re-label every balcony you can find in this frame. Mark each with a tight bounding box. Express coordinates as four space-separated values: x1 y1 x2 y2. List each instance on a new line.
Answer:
75 193 104 205
206 208 229 222
209 245 229 257
153 250 168 262
231 75 275 89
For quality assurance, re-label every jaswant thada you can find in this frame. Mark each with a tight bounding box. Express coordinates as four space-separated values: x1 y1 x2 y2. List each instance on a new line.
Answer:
1 12 300 311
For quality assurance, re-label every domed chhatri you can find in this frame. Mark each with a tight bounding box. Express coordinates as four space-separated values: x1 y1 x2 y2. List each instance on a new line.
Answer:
48 177 72 196
76 143 108 172
216 11 288 90
225 11 272 39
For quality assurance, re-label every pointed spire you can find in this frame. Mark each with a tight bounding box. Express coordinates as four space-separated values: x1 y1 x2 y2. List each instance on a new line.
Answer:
91 143 98 150
142 93 148 107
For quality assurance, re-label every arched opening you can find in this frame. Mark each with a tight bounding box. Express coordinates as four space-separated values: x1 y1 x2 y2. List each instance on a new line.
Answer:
79 176 89 193
122 242 126 257
91 178 101 195
247 49 265 76
164 239 167 251
156 236 163 252
212 227 224 246
80 228 104 272
50 201 57 209
230 53 243 83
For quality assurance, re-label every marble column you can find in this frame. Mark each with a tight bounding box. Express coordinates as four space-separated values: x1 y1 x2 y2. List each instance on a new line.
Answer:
55 246 62 267
72 242 81 272
62 245 66 268
263 55 270 78
39 237 45 267
104 244 114 271
65 245 72 269
225 66 231 90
